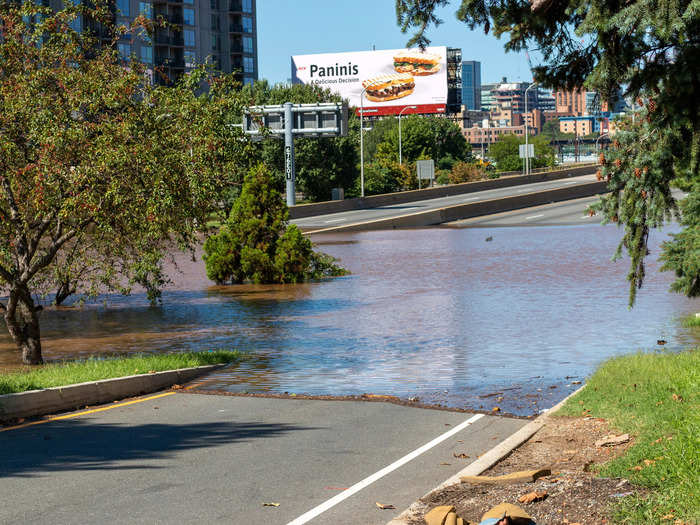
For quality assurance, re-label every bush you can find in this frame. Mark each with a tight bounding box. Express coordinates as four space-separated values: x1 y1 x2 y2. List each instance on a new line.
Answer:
448 161 486 184
435 169 451 185
203 164 347 284
360 161 416 195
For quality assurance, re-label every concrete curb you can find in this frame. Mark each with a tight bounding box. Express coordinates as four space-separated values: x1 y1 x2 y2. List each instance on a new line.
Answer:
306 181 607 234
386 384 587 525
0 364 224 420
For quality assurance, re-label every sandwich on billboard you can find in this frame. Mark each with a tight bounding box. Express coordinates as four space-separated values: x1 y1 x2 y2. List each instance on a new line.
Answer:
291 47 447 116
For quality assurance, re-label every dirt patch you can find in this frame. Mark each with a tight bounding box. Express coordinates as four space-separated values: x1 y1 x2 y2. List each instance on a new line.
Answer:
412 416 643 524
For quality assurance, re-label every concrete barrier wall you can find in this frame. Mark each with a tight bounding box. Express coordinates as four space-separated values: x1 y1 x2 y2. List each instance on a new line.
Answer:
289 165 596 220
0 365 221 420
308 181 607 233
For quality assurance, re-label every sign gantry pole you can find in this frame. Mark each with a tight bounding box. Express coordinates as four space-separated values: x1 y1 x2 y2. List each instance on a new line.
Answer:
284 102 295 207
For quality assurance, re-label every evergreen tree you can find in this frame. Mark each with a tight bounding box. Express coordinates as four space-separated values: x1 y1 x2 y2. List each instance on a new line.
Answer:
396 0 700 305
203 165 347 284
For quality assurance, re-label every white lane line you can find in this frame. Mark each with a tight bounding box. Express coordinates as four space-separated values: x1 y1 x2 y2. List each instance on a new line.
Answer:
323 218 347 224
580 215 592 219
515 188 531 193
563 181 578 185
462 196 479 202
525 214 544 220
286 413 485 525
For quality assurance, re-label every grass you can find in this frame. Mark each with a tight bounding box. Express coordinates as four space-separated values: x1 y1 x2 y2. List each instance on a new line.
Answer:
0 350 242 395
681 314 700 328
558 349 700 523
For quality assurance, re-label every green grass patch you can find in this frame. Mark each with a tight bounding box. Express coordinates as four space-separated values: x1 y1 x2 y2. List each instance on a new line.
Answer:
558 349 700 523
0 350 242 395
681 314 700 328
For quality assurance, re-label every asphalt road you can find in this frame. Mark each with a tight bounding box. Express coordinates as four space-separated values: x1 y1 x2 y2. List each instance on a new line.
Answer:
1 392 526 525
293 174 597 232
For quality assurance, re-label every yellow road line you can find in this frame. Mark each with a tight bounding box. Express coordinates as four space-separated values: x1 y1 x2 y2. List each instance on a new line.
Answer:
1 391 176 433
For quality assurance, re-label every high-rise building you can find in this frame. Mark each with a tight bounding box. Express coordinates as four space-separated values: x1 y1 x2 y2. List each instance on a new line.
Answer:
461 60 481 110
113 0 258 84
447 48 463 114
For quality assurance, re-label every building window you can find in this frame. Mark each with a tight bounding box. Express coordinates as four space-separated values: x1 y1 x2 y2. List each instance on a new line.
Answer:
243 36 253 54
183 8 195 25
184 29 195 47
116 0 130 16
117 42 131 59
211 14 220 30
243 56 254 73
211 33 220 51
183 0 193 4
210 0 219 10
242 15 253 33
138 1 151 18
243 75 254 85
184 50 196 68
140 45 152 63
242 0 252 13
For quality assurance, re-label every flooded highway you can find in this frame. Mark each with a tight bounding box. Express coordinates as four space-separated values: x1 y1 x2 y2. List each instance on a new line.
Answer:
1 224 697 415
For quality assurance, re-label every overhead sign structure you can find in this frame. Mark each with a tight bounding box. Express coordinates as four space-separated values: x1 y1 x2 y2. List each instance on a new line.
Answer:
243 102 349 206
291 47 447 117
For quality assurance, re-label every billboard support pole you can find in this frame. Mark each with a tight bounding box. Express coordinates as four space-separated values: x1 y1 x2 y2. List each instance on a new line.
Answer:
360 88 367 198
284 102 296 207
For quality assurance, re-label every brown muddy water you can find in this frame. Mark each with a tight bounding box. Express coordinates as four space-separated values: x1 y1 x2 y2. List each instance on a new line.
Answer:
1 225 698 415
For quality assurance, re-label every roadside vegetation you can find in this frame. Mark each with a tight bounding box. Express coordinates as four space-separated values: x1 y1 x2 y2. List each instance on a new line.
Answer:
0 350 242 395
558 349 700 522
681 314 700 328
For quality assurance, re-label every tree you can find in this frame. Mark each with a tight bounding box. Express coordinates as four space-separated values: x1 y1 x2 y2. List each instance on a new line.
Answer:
237 80 359 202
0 1 252 363
542 119 574 141
375 115 471 166
203 164 346 283
489 134 555 172
396 0 699 304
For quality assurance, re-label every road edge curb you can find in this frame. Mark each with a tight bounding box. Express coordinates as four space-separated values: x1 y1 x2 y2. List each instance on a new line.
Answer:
386 384 587 525
0 364 225 420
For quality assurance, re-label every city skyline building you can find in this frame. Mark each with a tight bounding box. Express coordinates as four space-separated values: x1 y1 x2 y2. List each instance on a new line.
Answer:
461 60 481 111
113 0 258 84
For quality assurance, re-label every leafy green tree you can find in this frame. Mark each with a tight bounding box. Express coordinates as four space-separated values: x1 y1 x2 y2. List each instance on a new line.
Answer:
489 135 555 172
542 119 575 141
357 160 414 196
203 164 346 284
0 1 252 364
237 80 359 202
375 115 471 166
395 0 700 305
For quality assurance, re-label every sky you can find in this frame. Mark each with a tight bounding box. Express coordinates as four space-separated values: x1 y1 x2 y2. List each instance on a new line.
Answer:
256 0 534 86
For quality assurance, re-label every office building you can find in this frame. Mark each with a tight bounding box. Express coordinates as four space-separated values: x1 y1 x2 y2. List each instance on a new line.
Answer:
461 60 481 110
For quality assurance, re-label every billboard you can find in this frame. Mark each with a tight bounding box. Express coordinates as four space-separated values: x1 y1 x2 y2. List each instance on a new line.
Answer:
291 46 447 116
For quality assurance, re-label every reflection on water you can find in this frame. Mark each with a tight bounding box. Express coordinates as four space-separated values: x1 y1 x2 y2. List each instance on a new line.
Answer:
1 225 698 415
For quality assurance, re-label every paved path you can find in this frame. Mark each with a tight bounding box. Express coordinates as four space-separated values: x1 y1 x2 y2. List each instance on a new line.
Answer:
1 392 526 524
293 174 597 231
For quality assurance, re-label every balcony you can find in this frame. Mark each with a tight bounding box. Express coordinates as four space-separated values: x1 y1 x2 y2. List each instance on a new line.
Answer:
229 24 243 33
155 56 185 68
230 40 243 53
228 0 242 12
154 33 184 46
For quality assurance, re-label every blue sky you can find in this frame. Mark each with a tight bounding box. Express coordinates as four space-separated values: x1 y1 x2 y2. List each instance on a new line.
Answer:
257 1 534 85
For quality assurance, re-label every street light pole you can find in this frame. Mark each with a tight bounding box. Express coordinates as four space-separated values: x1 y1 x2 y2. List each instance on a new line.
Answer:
360 87 368 198
524 81 538 176
398 105 417 165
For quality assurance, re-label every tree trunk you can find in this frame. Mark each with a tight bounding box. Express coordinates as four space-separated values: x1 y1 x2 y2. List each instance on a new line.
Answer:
54 279 75 306
4 286 44 365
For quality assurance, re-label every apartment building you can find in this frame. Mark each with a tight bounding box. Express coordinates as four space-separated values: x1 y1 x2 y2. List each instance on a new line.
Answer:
114 0 258 84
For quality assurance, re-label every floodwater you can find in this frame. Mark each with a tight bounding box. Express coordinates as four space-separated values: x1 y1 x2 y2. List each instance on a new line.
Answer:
1 225 698 415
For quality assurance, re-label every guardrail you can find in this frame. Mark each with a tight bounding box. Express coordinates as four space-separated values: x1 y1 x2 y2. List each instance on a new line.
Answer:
290 164 598 220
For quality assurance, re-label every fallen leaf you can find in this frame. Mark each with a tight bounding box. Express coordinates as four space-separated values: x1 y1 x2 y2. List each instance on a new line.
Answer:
656 401 664 406
518 491 548 504
661 514 674 520
453 453 470 459
672 393 683 402
171 384 183 390
655 437 664 443
376 502 395 510
630 465 643 471
262 502 280 507
148 370 156 374
643 459 655 466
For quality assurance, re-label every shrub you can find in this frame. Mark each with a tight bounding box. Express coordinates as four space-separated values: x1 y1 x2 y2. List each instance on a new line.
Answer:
203 164 347 284
448 161 486 184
